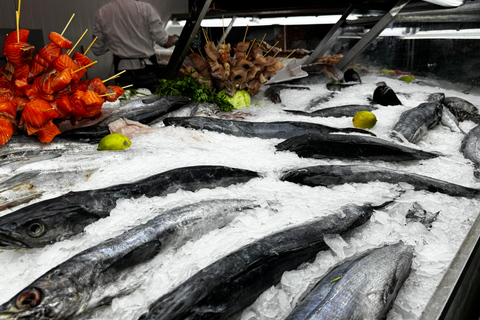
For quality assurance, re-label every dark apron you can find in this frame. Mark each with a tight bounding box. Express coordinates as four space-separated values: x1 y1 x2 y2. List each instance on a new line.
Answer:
112 55 161 92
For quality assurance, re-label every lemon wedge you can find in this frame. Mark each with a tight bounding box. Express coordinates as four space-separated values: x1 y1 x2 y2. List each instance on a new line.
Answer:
97 133 131 151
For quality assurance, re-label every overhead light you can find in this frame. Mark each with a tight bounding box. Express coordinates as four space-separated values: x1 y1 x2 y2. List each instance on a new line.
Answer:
166 15 356 29
377 27 480 39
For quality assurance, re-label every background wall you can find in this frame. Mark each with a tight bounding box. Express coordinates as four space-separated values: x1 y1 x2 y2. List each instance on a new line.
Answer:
0 0 189 80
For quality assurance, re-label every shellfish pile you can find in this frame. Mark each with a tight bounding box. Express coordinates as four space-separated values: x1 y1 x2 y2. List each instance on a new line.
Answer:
184 40 286 97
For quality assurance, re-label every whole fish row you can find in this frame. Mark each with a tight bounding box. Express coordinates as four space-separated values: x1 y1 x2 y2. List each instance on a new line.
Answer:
0 199 259 320
0 165 259 249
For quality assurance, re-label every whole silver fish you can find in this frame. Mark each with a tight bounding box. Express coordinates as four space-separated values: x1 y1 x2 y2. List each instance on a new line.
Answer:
441 105 466 134
139 199 395 320
285 242 413 320
461 124 480 178
275 133 441 161
443 96 480 123
0 199 258 320
163 117 375 139
0 165 259 249
280 164 480 198
148 102 221 127
391 102 443 143
284 105 377 118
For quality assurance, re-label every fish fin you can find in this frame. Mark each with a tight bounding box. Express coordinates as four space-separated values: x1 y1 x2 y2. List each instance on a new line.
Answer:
102 240 163 275
0 170 41 192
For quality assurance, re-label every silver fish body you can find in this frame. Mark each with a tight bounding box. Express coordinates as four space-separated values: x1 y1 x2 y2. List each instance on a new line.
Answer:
275 133 440 161
391 102 443 143
441 105 466 134
0 165 259 249
0 199 258 320
285 242 413 320
163 117 375 139
461 125 480 178
443 96 480 123
139 200 394 320
280 164 480 198
148 102 220 127
284 105 377 118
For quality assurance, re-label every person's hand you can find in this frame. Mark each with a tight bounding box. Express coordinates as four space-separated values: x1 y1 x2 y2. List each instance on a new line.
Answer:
165 35 179 48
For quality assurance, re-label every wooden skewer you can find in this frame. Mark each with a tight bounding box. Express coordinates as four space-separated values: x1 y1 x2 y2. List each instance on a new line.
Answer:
273 49 281 58
222 15 225 44
198 48 205 60
72 60 97 73
102 70 126 83
264 41 279 57
16 11 19 43
243 25 249 42
202 28 210 43
260 33 266 44
84 36 97 55
280 50 297 62
16 0 21 42
121 84 133 89
245 39 256 58
61 13 75 36
99 92 117 97
67 28 88 55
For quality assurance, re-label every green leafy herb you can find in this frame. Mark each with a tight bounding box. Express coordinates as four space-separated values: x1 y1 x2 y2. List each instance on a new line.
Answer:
118 88 149 101
155 76 234 112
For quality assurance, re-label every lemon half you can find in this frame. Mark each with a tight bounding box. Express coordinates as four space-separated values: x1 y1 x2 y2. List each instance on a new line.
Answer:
353 111 377 129
97 133 131 151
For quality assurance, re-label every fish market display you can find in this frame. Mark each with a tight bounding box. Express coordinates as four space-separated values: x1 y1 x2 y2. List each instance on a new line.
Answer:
139 200 392 320
0 29 125 146
285 242 413 320
281 164 480 198
0 165 259 249
163 116 374 139
391 102 443 143
275 132 440 161
0 199 258 320
2 53 480 320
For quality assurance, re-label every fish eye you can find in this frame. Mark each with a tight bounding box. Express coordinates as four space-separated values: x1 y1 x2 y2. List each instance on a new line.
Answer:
26 221 46 238
16 288 42 310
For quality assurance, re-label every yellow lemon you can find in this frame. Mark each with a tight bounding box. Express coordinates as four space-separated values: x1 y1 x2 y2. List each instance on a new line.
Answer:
97 133 131 151
353 111 377 129
400 75 415 83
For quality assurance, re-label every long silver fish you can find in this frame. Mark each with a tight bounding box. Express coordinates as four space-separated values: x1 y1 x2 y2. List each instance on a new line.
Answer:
163 117 375 139
284 104 377 118
461 125 480 178
0 199 259 320
264 85 310 104
280 164 480 198
0 165 259 249
443 96 480 124
275 133 440 161
391 102 443 143
285 242 413 320
139 199 395 320
148 102 220 127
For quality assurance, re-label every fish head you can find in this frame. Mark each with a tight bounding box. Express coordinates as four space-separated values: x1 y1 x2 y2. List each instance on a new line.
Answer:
0 196 102 249
0 269 87 319
379 242 414 313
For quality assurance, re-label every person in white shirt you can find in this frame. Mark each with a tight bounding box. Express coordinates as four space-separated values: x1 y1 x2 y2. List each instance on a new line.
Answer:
91 0 178 91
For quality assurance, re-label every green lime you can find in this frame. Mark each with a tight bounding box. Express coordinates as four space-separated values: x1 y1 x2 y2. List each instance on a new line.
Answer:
97 133 131 151
399 75 415 83
353 111 377 129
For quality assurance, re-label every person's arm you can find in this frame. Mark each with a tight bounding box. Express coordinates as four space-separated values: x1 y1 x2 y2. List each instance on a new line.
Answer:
146 4 178 48
91 12 109 56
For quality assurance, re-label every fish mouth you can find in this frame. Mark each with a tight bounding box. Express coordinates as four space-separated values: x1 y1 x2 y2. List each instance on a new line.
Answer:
0 233 28 249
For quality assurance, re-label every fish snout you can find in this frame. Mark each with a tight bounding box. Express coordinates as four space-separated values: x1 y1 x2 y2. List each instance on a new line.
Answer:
0 232 28 249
